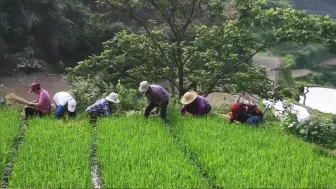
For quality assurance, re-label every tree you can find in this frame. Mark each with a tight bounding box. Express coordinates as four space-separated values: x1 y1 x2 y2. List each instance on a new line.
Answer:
67 0 336 99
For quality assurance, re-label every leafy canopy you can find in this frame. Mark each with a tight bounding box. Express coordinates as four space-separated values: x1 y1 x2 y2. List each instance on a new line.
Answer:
67 0 336 100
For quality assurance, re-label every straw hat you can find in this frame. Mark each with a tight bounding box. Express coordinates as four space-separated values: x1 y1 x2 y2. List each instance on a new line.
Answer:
105 93 120 103
181 91 198 105
139 81 149 93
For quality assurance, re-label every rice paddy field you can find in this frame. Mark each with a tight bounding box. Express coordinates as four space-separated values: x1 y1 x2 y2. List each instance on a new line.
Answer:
0 109 20 181
1 108 336 188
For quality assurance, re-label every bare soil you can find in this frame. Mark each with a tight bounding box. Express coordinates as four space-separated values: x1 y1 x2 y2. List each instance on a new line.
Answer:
320 58 336 67
291 69 312 79
0 73 70 102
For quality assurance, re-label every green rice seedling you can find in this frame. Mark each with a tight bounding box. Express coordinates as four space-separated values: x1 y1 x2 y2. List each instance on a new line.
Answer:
97 116 209 188
169 111 336 188
8 116 92 188
0 109 20 181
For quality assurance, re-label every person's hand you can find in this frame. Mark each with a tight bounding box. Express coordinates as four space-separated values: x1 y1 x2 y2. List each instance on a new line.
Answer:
28 102 35 107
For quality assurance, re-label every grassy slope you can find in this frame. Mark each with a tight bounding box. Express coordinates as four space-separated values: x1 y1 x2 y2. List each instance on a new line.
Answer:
8 117 92 188
0 109 20 181
97 117 208 188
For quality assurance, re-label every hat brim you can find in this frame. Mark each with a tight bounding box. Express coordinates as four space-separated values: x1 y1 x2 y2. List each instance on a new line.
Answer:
68 106 76 112
139 86 149 93
67 100 76 112
28 89 33 93
180 92 198 105
105 97 120 103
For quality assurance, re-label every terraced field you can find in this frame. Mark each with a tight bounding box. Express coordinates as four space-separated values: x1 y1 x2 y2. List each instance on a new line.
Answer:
1 108 336 188
0 109 20 181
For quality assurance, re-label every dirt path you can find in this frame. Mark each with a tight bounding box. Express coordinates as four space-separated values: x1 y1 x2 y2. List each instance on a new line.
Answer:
291 69 312 79
320 58 336 67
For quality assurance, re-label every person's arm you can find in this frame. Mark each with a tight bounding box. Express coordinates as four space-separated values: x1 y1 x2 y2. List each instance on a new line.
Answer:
144 102 156 118
180 106 186 116
103 103 112 116
31 93 46 109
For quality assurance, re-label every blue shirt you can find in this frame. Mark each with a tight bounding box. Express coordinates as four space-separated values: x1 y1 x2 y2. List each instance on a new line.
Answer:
86 99 112 116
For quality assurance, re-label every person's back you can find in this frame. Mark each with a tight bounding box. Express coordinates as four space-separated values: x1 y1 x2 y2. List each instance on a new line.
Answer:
230 103 263 124
53 91 73 106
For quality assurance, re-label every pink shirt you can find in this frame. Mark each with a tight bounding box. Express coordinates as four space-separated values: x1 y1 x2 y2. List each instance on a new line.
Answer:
34 89 52 114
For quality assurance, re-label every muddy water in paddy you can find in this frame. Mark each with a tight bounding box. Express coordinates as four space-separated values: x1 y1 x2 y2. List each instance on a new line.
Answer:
0 74 70 102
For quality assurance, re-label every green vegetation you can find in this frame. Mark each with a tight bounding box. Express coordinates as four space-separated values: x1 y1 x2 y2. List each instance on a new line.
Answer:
0 109 20 181
8 117 92 188
0 107 335 188
97 117 208 188
170 113 336 188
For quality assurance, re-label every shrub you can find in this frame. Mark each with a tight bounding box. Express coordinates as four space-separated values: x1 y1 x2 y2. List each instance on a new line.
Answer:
66 76 146 113
283 115 336 149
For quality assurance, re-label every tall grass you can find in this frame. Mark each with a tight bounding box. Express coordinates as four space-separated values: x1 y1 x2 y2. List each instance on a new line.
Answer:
169 112 336 188
8 116 92 188
0 109 20 181
97 117 208 188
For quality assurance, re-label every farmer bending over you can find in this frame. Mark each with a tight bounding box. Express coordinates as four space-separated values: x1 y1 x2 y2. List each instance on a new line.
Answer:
139 81 169 122
228 103 264 126
25 82 52 119
180 91 212 116
53 91 77 119
86 92 119 124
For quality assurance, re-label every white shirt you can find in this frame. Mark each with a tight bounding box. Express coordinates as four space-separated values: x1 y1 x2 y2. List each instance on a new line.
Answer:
53 92 74 106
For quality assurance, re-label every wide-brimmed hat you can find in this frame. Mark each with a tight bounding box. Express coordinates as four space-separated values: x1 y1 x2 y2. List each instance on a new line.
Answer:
181 91 198 105
139 81 149 93
28 82 41 93
105 92 120 103
67 99 77 112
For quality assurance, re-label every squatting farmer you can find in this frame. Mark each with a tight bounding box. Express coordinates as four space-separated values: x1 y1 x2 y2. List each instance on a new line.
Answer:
180 91 212 116
85 92 120 124
138 81 169 122
25 82 52 120
53 91 77 119
228 102 264 126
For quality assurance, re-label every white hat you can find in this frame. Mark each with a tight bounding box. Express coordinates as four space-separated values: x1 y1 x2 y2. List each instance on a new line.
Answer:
67 99 77 112
181 91 198 105
139 81 149 93
105 92 120 103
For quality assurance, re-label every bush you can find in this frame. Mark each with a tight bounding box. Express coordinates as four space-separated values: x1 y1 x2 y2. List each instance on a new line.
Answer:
66 76 146 113
283 115 336 149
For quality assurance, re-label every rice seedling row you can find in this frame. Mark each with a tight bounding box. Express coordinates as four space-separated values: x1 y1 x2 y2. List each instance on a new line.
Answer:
164 120 220 188
8 117 92 188
170 113 336 188
97 117 208 188
0 109 23 188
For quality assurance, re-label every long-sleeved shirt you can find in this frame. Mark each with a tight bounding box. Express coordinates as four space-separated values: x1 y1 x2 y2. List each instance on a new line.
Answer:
145 85 169 105
180 96 210 115
33 89 52 114
86 99 111 116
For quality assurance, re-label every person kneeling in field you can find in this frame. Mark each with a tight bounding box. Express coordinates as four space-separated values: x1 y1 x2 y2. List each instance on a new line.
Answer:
139 81 169 122
228 103 264 126
85 92 120 123
53 91 77 119
25 82 52 120
180 91 212 116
